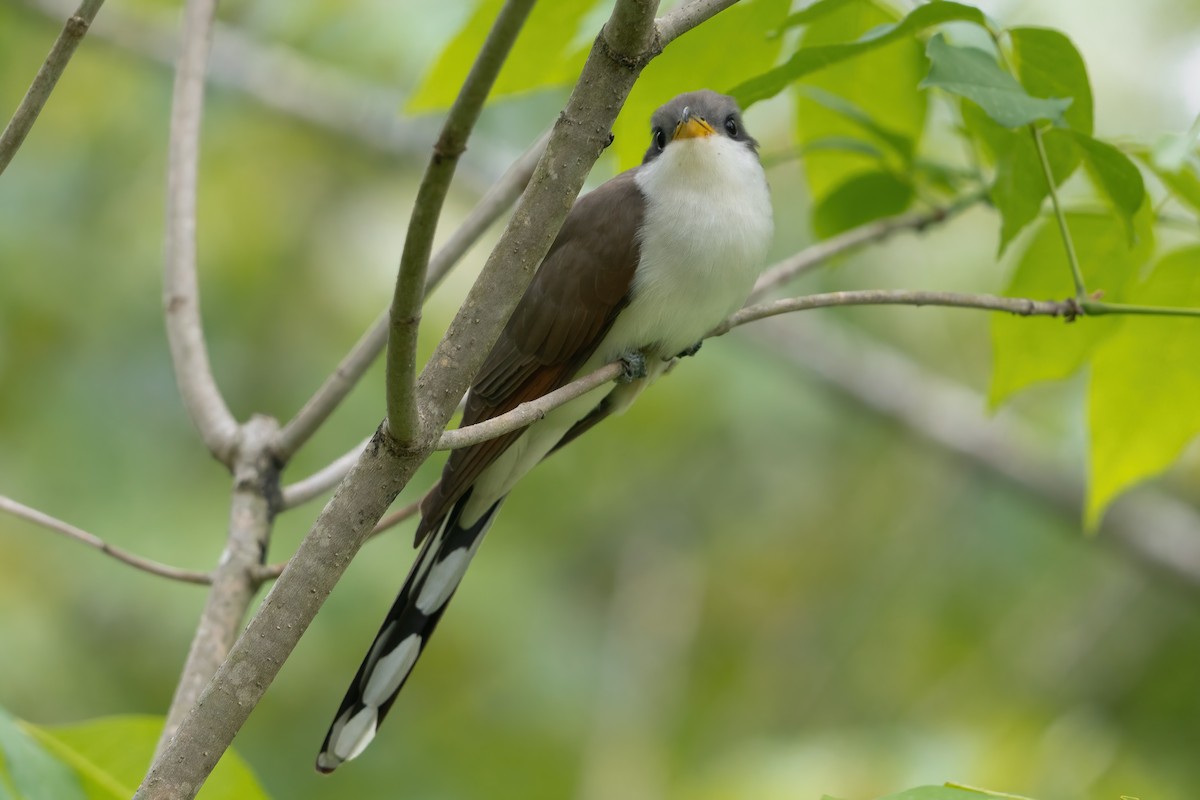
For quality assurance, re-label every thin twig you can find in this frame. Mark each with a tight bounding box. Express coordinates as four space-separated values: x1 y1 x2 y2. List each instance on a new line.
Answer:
0 495 211 585
749 191 986 301
162 0 239 466
654 0 740 46
386 0 538 445
272 133 548 462
0 0 105 176
719 289 1081 334
278 439 369 509
437 363 625 451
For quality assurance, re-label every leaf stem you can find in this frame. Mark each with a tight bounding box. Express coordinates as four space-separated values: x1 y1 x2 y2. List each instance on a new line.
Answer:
1082 300 1200 318
1031 124 1087 299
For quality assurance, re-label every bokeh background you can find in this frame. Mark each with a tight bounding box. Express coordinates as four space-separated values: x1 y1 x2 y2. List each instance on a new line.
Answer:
3 0 1200 798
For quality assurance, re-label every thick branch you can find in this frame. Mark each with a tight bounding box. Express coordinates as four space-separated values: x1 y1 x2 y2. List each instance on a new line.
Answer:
272 134 547 462
0 0 104 176
156 415 279 754
135 2 671 796
162 0 238 466
0 495 211 585
386 0 538 445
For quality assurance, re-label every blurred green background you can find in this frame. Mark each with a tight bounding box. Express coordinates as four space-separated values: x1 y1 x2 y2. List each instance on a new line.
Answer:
3 1 1200 798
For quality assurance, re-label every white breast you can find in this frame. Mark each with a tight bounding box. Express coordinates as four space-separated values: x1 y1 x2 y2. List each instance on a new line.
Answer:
599 133 774 361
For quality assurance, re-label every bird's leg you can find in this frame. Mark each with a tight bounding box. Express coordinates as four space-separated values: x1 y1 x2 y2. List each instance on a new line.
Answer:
617 350 648 383
674 341 703 359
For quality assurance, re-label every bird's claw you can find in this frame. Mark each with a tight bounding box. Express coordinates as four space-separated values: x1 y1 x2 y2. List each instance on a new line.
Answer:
675 341 702 359
618 351 647 383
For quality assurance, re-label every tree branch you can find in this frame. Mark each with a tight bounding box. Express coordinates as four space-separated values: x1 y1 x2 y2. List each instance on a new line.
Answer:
0 494 212 585
385 0 538 445
271 133 548 462
655 0 741 48
749 192 986 301
135 2 671 796
162 0 239 466
0 0 105 176
155 415 279 754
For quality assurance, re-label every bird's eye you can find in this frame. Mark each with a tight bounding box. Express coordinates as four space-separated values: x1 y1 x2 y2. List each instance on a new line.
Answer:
653 128 667 150
725 116 739 137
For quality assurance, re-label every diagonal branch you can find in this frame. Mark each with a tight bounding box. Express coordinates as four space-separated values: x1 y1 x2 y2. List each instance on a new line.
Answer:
385 0 538 445
0 494 212 585
134 3 672 797
162 0 239 466
0 0 105 176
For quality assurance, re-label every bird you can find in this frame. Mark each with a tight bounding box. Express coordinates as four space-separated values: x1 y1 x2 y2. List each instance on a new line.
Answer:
316 89 774 772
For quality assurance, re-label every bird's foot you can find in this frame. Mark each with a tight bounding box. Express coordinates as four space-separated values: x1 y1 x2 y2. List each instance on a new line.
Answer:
675 341 702 359
618 350 647 383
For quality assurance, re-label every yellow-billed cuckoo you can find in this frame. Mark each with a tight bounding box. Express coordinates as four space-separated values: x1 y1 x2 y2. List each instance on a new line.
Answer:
317 89 773 772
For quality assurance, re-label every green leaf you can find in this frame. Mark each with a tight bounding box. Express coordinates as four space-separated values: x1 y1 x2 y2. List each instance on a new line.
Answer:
731 1 988 107
1067 131 1145 239
776 0 859 32
1086 246 1200 527
876 786 1003 800
408 0 601 111
610 0 791 169
799 87 915 160
24 716 270 800
1009 27 1093 136
811 171 914 238
0 707 86 800
790 0 927 205
921 35 1072 128
1132 145 1200 215
990 209 1154 406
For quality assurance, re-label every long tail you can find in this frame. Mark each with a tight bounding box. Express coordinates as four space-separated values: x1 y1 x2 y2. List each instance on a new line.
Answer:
316 495 500 773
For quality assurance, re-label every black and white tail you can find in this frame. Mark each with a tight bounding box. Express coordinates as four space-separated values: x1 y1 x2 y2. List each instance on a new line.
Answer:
315 497 500 773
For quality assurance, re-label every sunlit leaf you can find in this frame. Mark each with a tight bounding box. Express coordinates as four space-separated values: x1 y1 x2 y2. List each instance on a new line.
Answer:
1009 27 1092 135
1086 246 1200 527
732 1 987 107
789 0 927 204
1132 144 1200 215
811 171 913 238
24 716 270 800
0 707 85 800
990 209 1154 406
876 787 1005 800
408 0 602 111
921 35 1072 128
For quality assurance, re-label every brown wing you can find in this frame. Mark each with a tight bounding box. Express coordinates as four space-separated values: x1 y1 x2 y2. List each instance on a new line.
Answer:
416 168 645 541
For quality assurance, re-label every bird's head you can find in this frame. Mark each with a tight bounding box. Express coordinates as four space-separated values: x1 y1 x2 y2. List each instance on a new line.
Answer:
642 89 758 165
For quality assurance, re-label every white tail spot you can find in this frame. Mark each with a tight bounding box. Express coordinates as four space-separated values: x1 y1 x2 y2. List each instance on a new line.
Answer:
362 634 422 707
331 706 378 762
415 547 471 613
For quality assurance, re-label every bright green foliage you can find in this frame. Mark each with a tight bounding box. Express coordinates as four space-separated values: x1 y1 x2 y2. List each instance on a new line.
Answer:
1086 246 1200 526
1009 28 1092 133
14 715 269 800
877 787 1022 800
1068 131 1145 239
812 171 913 238
990 209 1154 406
953 28 1094 252
609 0 790 170
1133 143 1200 215
0 707 85 800
731 1 986 107
920 35 1071 129
788 0 926 212
408 0 601 111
